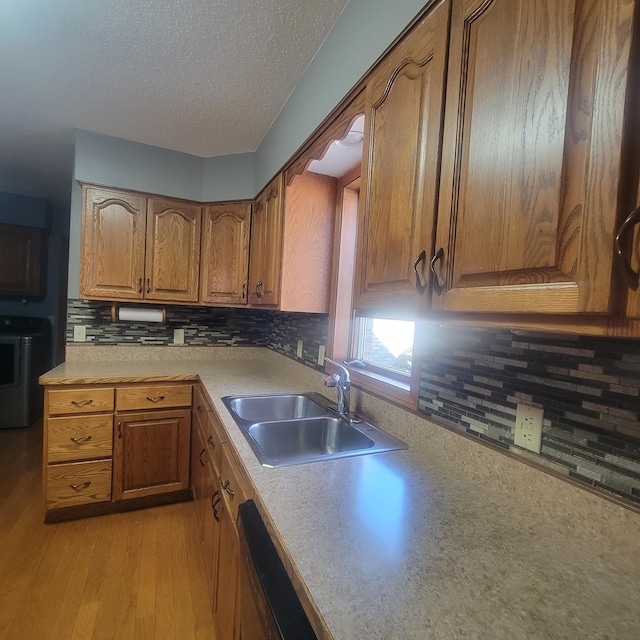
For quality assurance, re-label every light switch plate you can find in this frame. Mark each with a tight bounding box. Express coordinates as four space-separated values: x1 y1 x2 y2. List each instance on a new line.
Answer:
317 345 325 366
297 339 304 359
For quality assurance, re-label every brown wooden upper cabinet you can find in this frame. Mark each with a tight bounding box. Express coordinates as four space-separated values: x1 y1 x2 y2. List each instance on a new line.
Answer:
80 185 202 303
200 202 251 305
0 223 47 298
430 0 637 315
353 0 450 312
248 175 283 306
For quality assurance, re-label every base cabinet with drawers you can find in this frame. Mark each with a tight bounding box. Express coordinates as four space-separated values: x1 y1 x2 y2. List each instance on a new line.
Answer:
42 381 193 520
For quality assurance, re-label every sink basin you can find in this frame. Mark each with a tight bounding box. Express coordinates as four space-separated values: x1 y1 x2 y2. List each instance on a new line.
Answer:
222 392 407 468
248 417 375 464
225 393 326 422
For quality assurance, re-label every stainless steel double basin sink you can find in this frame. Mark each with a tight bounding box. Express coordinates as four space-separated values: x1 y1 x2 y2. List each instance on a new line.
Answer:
222 392 407 468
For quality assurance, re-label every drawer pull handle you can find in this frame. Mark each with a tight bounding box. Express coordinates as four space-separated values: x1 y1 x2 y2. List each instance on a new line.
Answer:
69 481 91 491
70 435 92 444
146 395 165 403
197 404 213 413
71 399 93 407
211 491 221 522
222 480 235 496
413 250 427 294
199 448 206 467
207 436 216 447
430 247 445 295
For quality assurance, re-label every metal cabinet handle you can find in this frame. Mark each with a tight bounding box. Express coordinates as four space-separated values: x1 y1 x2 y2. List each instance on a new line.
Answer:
413 250 427 294
211 491 221 522
69 481 91 491
199 448 206 467
146 395 165 403
255 281 263 299
207 436 216 447
429 247 445 296
71 399 93 407
137 277 143 293
242 282 247 300
615 206 640 291
222 480 235 496
146 278 150 294
70 435 92 444
117 421 122 438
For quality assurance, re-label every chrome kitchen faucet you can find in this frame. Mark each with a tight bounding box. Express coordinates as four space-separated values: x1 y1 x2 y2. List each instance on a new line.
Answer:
324 358 360 423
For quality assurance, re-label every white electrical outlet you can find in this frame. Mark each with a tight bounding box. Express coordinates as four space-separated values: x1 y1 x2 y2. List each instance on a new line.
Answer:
317 345 326 366
514 403 543 453
73 325 87 342
297 339 304 358
173 329 185 345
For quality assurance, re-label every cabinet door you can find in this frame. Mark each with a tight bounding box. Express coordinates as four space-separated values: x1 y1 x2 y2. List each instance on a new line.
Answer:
248 175 283 306
200 203 251 305
145 198 202 302
113 408 191 500
80 186 146 299
432 0 635 314
213 493 241 640
0 223 46 297
353 2 450 311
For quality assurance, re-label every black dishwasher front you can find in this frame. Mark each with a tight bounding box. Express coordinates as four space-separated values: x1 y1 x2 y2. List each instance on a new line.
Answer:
237 499 317 640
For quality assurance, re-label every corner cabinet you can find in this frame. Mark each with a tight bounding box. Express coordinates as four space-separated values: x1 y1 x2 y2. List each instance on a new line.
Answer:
80 185 202 303
431 0 637 315
248 175 284 306
353 1 450 311
200 202 251 305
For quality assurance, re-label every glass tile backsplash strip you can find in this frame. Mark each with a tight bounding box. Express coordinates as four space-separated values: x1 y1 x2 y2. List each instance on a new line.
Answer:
418 324 640 505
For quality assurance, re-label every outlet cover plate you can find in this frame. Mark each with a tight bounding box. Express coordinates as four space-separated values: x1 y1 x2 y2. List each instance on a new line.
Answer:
317 345 325 366
73 325 86 342
296 339 304 359
173 329 185 345
514 403 543 453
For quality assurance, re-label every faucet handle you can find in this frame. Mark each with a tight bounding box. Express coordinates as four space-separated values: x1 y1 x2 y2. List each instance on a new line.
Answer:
325 357 350 383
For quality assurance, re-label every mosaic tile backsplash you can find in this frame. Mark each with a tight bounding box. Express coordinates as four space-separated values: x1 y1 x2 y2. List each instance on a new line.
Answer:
67 299 640 505
418 325 640 505
66 299 327 371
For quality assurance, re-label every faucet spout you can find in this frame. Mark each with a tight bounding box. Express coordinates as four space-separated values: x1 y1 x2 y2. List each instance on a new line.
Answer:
324 358 351 417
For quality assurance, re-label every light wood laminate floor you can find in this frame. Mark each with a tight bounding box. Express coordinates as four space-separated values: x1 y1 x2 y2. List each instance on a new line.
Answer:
0 420 216 640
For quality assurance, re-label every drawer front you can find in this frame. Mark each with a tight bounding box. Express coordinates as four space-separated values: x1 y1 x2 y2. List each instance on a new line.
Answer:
47 414 113 463
48 387 115 415
194 385 225 470
46 459 112 509
116 384 192 411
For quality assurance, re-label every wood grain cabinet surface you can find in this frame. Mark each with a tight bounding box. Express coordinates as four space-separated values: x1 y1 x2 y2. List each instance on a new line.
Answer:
200 202 251 305
0 223 47 298
80 185 202 303
431 0 637 316
248 174 284 307
354 2 449 312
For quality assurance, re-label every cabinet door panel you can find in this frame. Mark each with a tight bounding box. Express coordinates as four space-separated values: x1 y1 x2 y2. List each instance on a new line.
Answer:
200 203 250 305
0 223 45 297
248 175 283 306
354 2 449 310
433 0 634 314
145 198 202 302
80 186 146 299
113 408 191 500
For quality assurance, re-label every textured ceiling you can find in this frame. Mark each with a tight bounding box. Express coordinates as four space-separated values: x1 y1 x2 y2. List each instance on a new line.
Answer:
0 0 350 207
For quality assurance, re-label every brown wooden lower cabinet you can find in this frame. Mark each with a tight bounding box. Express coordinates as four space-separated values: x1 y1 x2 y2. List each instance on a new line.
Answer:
215 496 241 640
113 408 191 501
42 382 193 521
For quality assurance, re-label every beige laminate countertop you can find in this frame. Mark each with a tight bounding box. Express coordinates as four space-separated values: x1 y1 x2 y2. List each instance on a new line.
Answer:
41 349 640 639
